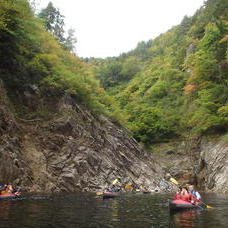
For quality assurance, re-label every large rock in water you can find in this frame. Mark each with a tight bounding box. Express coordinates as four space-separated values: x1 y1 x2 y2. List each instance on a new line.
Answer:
0 83 166 192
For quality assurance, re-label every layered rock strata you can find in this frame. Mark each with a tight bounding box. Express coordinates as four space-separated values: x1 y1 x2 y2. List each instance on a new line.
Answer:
0 82 166 192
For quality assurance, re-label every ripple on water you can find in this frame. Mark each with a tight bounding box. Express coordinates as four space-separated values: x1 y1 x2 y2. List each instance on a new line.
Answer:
0 193 227 228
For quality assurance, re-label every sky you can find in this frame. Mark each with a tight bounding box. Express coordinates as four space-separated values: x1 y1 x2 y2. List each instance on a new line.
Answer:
36 0 205 58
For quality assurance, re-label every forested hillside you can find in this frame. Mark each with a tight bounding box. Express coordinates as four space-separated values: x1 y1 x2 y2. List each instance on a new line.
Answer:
0 0 227 147
92 0 228 144
0 0 123 122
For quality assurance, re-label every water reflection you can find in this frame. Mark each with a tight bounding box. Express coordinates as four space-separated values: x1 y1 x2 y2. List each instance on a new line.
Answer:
171 210 198 228
0 201 11 220
100 194 170 227
0 193 227 228
111 200 120 221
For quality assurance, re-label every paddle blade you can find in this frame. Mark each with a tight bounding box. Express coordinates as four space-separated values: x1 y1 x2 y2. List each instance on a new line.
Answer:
170 177 179 185
112 179 119 185
96 192 103 196
206 205 213 209
124 185 133 189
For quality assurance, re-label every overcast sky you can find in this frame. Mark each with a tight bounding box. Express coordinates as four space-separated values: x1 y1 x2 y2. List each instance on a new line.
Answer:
36 0 205 58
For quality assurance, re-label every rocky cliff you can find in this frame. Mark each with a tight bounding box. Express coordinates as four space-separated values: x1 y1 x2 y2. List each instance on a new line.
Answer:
0 81 167 192
198 139 228 193
153 136 228 193
1 80 227 193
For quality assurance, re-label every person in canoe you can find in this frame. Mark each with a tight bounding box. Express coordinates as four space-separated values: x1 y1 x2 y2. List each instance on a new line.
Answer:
0 184 8 194
0 184 21 196
106 184 121 192
105 179 121 192
188 185 201 201
174 186 197 203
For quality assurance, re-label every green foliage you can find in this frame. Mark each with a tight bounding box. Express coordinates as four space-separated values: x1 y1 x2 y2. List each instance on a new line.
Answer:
146 81 168 99
217 105 228 128
0 0 38 85
0 0 125 124
38 2 65 44
92 0 228 144
186 107 221 132
186 50 219 84
38 2 77 52
64 28 77 52
126 105 178 143
120 40 153 61
220 133 228 144
94 60 122 88
120 56 142 80
1 0 227 145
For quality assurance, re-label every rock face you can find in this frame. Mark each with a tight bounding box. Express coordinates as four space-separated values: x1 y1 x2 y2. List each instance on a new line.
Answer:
153 137 228 193
198 139 228 193
0 82 33 188
2 81 226 193
153 140 199 185
0 82 166 192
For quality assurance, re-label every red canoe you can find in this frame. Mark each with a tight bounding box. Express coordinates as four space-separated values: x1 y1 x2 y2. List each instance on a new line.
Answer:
169 199 205 211
0 193 22 201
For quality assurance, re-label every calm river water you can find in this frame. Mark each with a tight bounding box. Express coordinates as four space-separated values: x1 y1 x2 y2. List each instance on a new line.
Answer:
0 193 227 228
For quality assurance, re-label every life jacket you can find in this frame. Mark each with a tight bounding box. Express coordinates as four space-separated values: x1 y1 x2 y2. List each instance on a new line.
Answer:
174 194 181 200
180 192 192 202
0 190 8 195
191 190 196 197
189 193 200 203
191 190 201 200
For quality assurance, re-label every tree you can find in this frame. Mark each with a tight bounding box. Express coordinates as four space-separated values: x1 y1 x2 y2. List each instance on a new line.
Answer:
94 61 123 88
38 2 65 44
121 56 142 81
64 28 77 53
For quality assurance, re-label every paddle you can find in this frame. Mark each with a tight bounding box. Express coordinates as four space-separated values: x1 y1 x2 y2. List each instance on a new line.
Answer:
112 179 119 185
170 177 179 185
96 192 103 196
169 177 213 209
124 185 133 189
199 201 213 209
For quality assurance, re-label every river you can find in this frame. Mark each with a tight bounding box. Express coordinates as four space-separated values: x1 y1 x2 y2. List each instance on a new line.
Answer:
0 193 227 227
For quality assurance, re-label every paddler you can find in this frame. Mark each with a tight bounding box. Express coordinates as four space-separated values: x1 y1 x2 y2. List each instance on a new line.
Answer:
188 185 201 200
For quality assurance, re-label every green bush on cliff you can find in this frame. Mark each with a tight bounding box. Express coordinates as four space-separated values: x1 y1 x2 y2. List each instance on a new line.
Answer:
0 0 123 122
220 133 228 144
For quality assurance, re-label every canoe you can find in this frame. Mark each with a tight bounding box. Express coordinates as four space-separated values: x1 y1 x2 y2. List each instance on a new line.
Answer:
169 199 205 211
142 190 151 194
0 193 22 201
102 192 120 199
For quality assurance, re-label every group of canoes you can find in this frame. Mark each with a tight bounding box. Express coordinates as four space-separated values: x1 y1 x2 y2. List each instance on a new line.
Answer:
1 181 209 212
102 189 156 199
102 187 158 198
100 181 159 199
100 181 210 212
